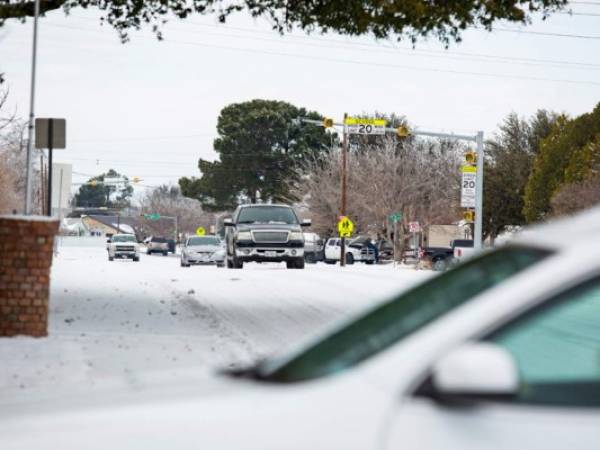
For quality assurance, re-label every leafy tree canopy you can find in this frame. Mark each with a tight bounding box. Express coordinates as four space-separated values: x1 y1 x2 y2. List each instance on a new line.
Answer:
179 99 332 211
73 168 133 208
483 110 557 239
524 103 600 223
1 0 568 44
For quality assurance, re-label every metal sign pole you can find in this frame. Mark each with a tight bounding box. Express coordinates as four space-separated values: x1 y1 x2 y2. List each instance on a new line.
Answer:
340 113 348 267
46 119 54 217
24 0 40 214
474 131 484 250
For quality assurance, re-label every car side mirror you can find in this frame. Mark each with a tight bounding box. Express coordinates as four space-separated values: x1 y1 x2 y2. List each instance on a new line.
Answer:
223 218 234 227
301 219 312 227
419 343 518 402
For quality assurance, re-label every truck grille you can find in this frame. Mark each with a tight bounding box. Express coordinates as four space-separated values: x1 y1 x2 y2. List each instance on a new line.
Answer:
252 231 289 243
116 245 135 251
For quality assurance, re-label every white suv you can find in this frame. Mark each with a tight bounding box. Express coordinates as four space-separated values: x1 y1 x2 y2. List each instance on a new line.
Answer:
107 234 140 262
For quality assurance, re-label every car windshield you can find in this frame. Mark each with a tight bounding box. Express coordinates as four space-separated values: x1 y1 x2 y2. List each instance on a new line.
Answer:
112 235 136 242
255 246 551 383
188 237 220 246
237 206 298 224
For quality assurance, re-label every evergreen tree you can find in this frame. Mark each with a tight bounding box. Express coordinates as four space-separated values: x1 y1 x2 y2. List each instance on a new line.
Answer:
179 99 332 211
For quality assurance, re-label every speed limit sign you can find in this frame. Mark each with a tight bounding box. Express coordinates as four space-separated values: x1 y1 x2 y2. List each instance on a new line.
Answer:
461 166 477 208
345 117 386 135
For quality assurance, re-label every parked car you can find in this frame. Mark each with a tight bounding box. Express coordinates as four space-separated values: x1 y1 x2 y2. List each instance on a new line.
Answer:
323 237 376 264
166 239 176 254
12 206 600 450
145 236 169 256
106 234 140 262
224 204 310 269
303 232 324 263
180 236 225 267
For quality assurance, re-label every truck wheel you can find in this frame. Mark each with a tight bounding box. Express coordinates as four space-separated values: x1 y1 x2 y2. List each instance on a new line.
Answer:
433 258 447 271
108 256 114 261
345 253 355 265
305 253 315 264
163 251 168 256
295 258 305 269
365 260 374 265
133 256 140 262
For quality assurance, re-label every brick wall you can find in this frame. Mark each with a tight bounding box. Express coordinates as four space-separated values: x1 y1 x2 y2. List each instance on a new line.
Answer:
0 216 59 337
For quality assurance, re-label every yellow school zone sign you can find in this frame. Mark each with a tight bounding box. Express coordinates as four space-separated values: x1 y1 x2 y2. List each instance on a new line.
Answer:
195 227 206 236
344 117 387 126
337 216 355 238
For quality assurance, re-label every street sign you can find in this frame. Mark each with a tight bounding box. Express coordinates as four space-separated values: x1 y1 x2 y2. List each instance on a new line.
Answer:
35 118 66 149
196 227 206 236
337 216 354 238
345 117 387 135
408 221 421 233
145 213 161 221
389 212 402 223
461 165 477 208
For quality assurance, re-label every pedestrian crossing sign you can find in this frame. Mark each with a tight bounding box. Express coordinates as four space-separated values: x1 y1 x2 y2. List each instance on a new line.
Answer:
337 216 354 238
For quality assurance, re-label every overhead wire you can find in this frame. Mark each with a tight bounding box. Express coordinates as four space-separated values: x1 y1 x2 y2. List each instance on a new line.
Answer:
40 23 600 87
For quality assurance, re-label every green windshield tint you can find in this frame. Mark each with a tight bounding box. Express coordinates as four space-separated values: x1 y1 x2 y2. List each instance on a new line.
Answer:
258 246 551 383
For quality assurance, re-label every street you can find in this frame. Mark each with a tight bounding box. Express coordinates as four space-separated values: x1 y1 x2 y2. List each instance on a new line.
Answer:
0 237 430 402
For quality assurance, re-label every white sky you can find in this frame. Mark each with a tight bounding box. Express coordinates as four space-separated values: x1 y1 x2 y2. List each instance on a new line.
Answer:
1 4 599 195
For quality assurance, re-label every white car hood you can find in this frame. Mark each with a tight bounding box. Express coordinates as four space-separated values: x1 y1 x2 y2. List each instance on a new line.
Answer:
0 369 388 450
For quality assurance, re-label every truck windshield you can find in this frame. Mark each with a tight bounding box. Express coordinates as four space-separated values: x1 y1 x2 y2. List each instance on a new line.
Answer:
237 206 298 225
254 245 551 383
112 235 136 242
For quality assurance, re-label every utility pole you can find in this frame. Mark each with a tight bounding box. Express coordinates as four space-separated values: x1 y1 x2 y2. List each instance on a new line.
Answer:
24 0 40 214
340 113 348 267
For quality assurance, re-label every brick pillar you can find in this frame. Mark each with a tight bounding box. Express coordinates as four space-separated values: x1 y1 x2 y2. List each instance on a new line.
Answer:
0 216 59 337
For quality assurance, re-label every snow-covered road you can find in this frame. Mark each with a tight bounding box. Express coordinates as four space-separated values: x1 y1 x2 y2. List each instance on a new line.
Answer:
1 237 430 401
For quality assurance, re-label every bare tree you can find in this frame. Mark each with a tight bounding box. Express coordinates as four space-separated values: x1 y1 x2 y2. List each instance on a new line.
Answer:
138 185 214 239
294 135 463 253
0 83 46 214
550 177 600 217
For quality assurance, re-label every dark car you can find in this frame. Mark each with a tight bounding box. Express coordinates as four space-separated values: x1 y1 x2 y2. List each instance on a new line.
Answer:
224 204 311 269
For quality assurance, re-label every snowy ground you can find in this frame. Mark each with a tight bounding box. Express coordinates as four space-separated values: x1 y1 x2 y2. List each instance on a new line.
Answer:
0 237 430 403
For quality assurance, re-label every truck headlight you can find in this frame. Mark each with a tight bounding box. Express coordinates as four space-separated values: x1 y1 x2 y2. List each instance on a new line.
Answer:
289 232 304 241
236 231 252 241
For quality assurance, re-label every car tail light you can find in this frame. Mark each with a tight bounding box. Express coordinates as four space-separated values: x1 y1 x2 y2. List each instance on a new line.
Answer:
457 249 462 257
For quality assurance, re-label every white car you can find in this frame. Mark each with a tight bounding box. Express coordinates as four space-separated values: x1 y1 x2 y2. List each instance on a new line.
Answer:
4 207 600 449
106 233 140 262
180 235 225 267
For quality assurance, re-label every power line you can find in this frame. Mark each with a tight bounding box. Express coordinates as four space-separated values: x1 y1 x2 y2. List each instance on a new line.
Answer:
69 14 600 70
494 27 600 39
41 23 600 87
70 132 216 143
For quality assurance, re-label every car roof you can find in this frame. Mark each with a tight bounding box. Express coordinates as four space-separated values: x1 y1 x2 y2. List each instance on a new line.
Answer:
511 205 600 250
